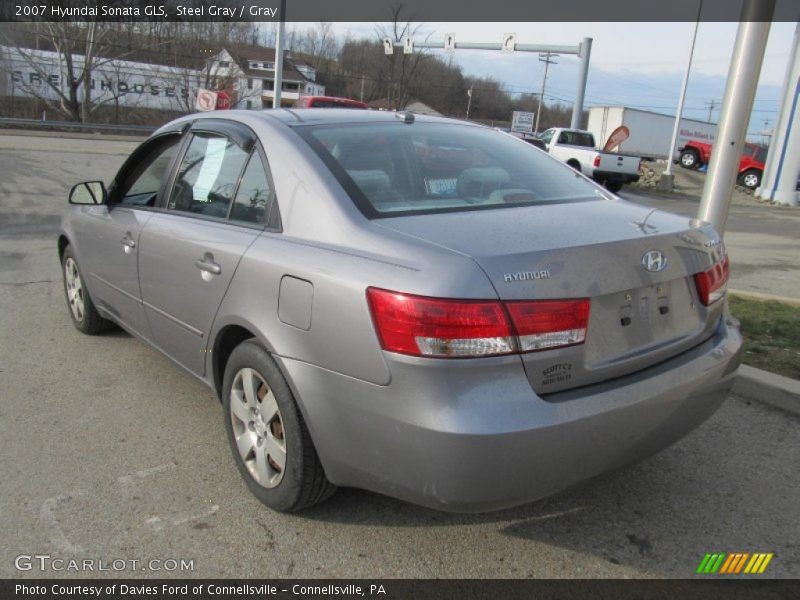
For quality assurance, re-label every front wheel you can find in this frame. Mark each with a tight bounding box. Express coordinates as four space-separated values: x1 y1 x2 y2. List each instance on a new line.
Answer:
679 149 700 169
739 169 761 189
222 340 336 512
61 245 113 335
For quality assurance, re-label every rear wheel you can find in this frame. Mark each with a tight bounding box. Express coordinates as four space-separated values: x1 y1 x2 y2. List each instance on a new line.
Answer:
222 340 335 512
566 160 581 172
739 169 761 189
604 181 623 193
679 149 700 169
61 245 112 335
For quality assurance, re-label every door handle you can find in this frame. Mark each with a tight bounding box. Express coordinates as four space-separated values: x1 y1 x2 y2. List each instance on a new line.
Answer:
121 236 136 248
195 258 222 275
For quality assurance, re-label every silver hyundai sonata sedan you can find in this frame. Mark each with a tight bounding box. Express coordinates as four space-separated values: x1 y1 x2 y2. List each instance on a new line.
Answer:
59 109 742 512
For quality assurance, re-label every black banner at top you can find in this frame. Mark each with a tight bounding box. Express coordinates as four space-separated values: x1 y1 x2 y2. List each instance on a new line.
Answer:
2 0 798 22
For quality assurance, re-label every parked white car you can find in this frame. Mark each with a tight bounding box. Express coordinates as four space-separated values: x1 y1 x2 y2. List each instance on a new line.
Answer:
538 128 641 192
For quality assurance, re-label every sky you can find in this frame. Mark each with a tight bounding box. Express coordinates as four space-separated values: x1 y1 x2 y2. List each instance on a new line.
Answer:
318 21 797 140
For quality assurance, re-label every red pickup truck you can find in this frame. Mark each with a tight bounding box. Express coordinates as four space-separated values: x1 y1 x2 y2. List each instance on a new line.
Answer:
678 140 768 189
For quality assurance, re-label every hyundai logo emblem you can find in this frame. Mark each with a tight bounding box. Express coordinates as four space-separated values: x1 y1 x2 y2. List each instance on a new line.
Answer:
642 250 667 272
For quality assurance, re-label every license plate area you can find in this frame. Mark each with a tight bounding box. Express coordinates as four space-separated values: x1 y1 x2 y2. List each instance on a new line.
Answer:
584 277 703 369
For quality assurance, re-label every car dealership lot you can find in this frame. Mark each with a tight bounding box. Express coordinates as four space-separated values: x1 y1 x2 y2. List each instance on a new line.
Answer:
1 132 799 578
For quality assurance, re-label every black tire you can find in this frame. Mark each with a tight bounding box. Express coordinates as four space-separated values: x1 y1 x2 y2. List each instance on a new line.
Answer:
604 181 623 193
738 168 761 189
567 160 581 172
222 340 335 512
61 244 113 335
679 149 700 170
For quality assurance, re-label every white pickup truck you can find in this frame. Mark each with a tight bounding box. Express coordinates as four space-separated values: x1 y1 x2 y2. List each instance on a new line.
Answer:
538 128 641 192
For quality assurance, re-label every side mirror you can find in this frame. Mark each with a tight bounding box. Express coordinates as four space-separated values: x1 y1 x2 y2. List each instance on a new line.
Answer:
69 181 106 205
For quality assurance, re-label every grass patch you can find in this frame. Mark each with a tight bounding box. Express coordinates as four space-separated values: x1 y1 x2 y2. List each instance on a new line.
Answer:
728 295 800 380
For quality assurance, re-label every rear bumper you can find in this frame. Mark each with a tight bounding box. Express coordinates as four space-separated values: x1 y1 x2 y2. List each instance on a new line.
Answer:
593 170 640 184
279 317 742 512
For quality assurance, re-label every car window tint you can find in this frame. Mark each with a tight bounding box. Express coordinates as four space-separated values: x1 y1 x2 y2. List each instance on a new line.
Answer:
230 154 272 224
118 138 180 206
168 134 248 218
302 122 602 217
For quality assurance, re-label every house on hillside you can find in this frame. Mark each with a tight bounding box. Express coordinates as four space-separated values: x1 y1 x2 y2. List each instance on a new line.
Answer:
208 46 325 109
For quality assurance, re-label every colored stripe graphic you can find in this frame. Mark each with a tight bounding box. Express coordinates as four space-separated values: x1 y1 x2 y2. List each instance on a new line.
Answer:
699 552 774 575
697 554 712 573
719 554 736 574
758 553 774 573
734 553 750 573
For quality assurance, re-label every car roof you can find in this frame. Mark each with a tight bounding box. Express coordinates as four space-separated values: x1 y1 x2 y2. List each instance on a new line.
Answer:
220 108 483 128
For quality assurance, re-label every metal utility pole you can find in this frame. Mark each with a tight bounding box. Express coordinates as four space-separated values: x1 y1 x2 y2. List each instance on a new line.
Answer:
535 52 558 133
272 0 287 109
661 3 701 186
360 75 365 102
757 21 800 206
705 99 717 123
570 37 592 129
698 0 775 233
466 87 473 120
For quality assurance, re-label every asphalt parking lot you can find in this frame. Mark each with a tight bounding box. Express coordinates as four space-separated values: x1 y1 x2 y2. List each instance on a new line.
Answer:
1 133 799 579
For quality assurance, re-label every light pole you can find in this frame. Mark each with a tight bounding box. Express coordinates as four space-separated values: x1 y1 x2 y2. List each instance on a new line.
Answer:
698 0 775 232
272 0 287 109
466 86 473 120
659 1 702 189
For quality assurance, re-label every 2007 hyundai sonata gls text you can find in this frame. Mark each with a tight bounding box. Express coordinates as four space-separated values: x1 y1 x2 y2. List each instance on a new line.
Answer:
59 109 742 512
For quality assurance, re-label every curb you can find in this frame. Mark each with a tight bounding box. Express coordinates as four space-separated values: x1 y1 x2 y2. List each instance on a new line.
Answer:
729 289 800 308
734 365 800 416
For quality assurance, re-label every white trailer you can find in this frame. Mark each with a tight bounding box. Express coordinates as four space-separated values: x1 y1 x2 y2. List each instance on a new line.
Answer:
587 106 718 161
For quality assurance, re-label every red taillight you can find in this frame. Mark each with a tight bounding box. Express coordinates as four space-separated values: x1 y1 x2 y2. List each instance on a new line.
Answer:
366 288 514 357
366 288 590 358
506 299 591 351
693 255 730 306
593 154 601 168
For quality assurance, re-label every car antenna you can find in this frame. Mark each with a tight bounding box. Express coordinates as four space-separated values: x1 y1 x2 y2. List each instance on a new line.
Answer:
395 111 415 124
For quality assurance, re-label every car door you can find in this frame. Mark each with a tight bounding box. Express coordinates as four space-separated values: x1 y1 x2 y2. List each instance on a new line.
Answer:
74 129 185 339
137 120 273 375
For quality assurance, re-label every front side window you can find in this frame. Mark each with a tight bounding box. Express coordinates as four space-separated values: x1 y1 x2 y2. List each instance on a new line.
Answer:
115 136 181 206
167 134 249 218
300 122 603 217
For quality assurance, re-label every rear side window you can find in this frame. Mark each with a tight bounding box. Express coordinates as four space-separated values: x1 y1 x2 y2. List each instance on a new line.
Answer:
167 133 249 218
557 131 595 147
299 122 603 217
230 154 274 225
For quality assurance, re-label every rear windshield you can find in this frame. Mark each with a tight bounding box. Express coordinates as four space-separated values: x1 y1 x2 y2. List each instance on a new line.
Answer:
298 122 603 217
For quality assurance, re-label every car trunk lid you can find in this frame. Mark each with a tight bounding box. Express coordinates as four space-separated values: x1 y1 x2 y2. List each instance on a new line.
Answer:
376 199 726 394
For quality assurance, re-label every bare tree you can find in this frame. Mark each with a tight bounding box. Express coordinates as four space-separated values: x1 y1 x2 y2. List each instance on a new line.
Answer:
374 5 431 110
1 22 142 121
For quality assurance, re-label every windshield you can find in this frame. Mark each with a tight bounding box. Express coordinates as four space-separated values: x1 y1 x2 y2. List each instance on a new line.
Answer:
298 122 603 217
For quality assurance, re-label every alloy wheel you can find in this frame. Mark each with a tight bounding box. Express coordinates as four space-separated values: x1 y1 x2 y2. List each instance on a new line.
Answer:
229 367 286 488
64 257 85 322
